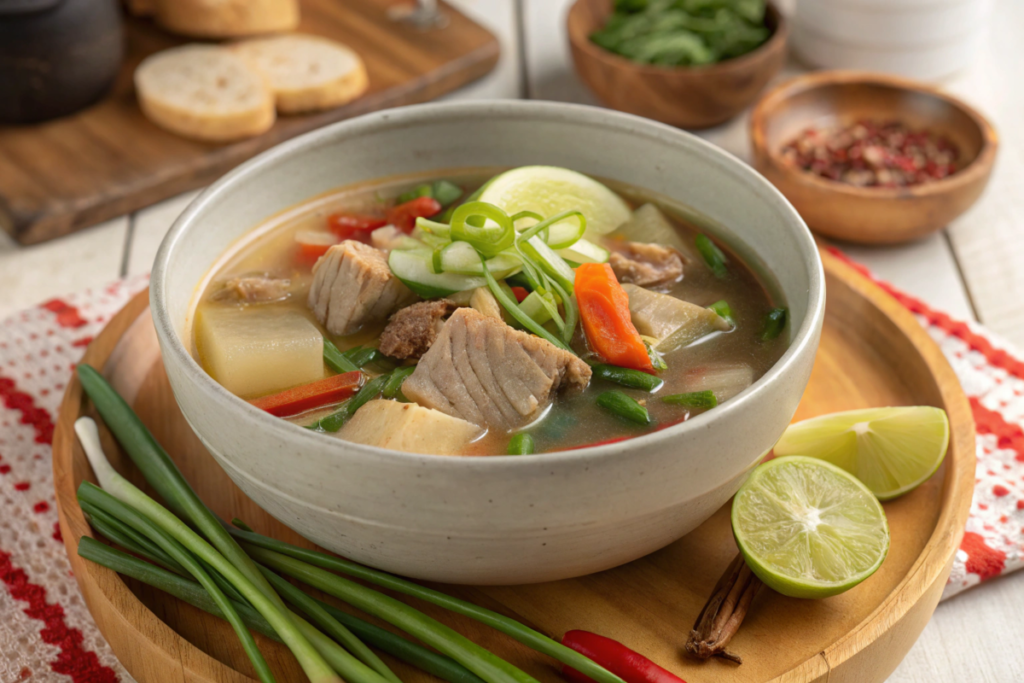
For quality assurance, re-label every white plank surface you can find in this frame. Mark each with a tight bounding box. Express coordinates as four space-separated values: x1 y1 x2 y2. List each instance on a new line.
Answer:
0 217 128 320
520 3 1020 681
940 0 1024 348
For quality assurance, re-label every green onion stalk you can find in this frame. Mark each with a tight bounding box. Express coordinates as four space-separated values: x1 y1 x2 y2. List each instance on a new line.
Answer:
229 526 629 683
75 418 345 683
78 537 484 683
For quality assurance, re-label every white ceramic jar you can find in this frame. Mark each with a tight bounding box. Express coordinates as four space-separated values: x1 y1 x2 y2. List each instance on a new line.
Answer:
152 101 825 585
791 0 993 80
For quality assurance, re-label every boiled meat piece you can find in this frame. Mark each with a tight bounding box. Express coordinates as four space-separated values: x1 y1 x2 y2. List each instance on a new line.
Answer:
402 308 591 432
379 299 458 360
608 241 684 287
308 240 417 335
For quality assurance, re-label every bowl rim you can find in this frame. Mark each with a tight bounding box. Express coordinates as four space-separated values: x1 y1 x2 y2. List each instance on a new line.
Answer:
566 0 789 78
151 99 825 469
749 69 999 200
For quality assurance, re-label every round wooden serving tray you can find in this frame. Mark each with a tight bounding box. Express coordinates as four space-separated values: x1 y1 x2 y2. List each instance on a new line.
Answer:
53 249 975 683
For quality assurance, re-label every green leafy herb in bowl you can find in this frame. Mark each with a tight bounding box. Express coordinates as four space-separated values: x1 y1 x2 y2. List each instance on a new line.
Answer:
590 0 772 67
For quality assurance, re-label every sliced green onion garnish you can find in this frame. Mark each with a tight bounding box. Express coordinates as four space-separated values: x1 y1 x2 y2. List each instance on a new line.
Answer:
661 390 718 409
547 278 577 345
432 248 445 274
450 202 515 258
695 234 728 279
507 433 535 455
482 261 572 352
760 307 788 341
596 391 652 425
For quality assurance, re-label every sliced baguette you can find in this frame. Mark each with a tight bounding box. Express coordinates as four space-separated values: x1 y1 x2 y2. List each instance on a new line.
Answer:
230 34 369 114
153 0 299 39
135 45 275 143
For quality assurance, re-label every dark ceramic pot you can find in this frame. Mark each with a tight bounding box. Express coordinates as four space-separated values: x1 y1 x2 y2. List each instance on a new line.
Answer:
0 0 124 124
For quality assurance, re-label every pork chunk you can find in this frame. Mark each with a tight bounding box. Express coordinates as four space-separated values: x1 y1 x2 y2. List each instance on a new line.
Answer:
402 308 592 432
308 241 417 336
214 274 291 304
379 299 458 360
608 241 684 287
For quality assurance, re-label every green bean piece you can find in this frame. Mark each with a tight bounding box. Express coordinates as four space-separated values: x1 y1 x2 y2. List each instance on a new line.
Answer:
432 180 463 208
596 391 652 425
383 366 416 399
760 307 788 341
695 234 728 279
507 433 535 455
661 390 718 410
591 364 664 392
318 373 390 432
398 183 434 204
324 339 360 373
707 300 734 325
347 347 384 369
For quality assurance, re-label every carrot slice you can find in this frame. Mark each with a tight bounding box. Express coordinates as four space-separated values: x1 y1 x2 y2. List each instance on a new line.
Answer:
576 263 653 372
249 371 363 417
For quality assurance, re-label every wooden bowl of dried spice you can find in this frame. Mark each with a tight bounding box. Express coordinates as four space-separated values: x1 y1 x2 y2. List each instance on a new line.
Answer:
567 0 788 129
750 70 998 245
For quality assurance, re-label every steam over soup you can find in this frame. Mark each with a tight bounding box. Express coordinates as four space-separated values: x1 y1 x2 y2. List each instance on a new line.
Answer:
193 167 788 455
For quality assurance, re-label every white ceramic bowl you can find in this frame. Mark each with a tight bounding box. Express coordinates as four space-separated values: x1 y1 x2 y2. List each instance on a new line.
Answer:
791 0 992 80
151 101 825 585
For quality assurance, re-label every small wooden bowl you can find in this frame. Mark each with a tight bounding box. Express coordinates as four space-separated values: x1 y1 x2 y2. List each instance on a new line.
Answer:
750 71 999 245
567 0 788 129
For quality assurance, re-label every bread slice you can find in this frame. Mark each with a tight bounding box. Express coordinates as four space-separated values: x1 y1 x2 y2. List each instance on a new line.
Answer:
153 0 299 39
230 34 369 114
135 45 275 143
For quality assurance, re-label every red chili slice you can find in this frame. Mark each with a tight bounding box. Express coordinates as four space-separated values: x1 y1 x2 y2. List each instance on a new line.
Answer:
386 196 442 233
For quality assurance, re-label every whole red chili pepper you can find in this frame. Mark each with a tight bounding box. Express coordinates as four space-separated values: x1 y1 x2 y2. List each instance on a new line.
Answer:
387 196 442 233
561 630 687 683
328 213 387 241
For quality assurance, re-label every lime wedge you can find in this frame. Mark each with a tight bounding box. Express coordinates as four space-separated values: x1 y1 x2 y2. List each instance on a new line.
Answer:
732 456 890 599
478 166 631 237
773 406 949 501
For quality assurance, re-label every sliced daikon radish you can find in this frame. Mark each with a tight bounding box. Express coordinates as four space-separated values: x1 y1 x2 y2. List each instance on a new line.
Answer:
195 306 323 399
610 203 698 260
684 363 755 402
623 283 730 352
337 399 482 455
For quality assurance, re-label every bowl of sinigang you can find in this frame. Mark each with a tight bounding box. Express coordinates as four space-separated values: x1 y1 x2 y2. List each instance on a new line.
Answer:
151 101 824 584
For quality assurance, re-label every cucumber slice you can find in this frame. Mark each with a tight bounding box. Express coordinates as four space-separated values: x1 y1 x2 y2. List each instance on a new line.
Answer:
518 291 553 325
388 249 485 298
440 242 521 278
557 238 609 264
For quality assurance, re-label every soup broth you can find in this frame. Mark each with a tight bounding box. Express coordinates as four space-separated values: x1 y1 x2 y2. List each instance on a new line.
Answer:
194 167 788 455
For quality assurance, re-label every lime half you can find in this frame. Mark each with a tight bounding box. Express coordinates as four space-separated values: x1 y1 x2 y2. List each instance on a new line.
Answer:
732 456 890 599
774 407 949 501
478 166 631 237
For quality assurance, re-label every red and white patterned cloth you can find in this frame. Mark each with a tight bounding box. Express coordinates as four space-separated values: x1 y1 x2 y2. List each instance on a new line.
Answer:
1 258 1022 681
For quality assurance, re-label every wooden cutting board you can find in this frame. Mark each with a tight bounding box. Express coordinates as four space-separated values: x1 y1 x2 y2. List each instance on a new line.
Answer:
0 0 498 245
52 249 975 683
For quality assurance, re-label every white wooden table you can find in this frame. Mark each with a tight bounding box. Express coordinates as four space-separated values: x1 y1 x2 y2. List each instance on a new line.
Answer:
2 1 1022 680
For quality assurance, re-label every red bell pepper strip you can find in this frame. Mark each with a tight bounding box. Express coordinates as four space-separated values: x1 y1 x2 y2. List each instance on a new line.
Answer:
249 371 363 417
328 213 387 241
386 196 442 233
511 286 530 303
561 631 687 683
575 263 653 373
